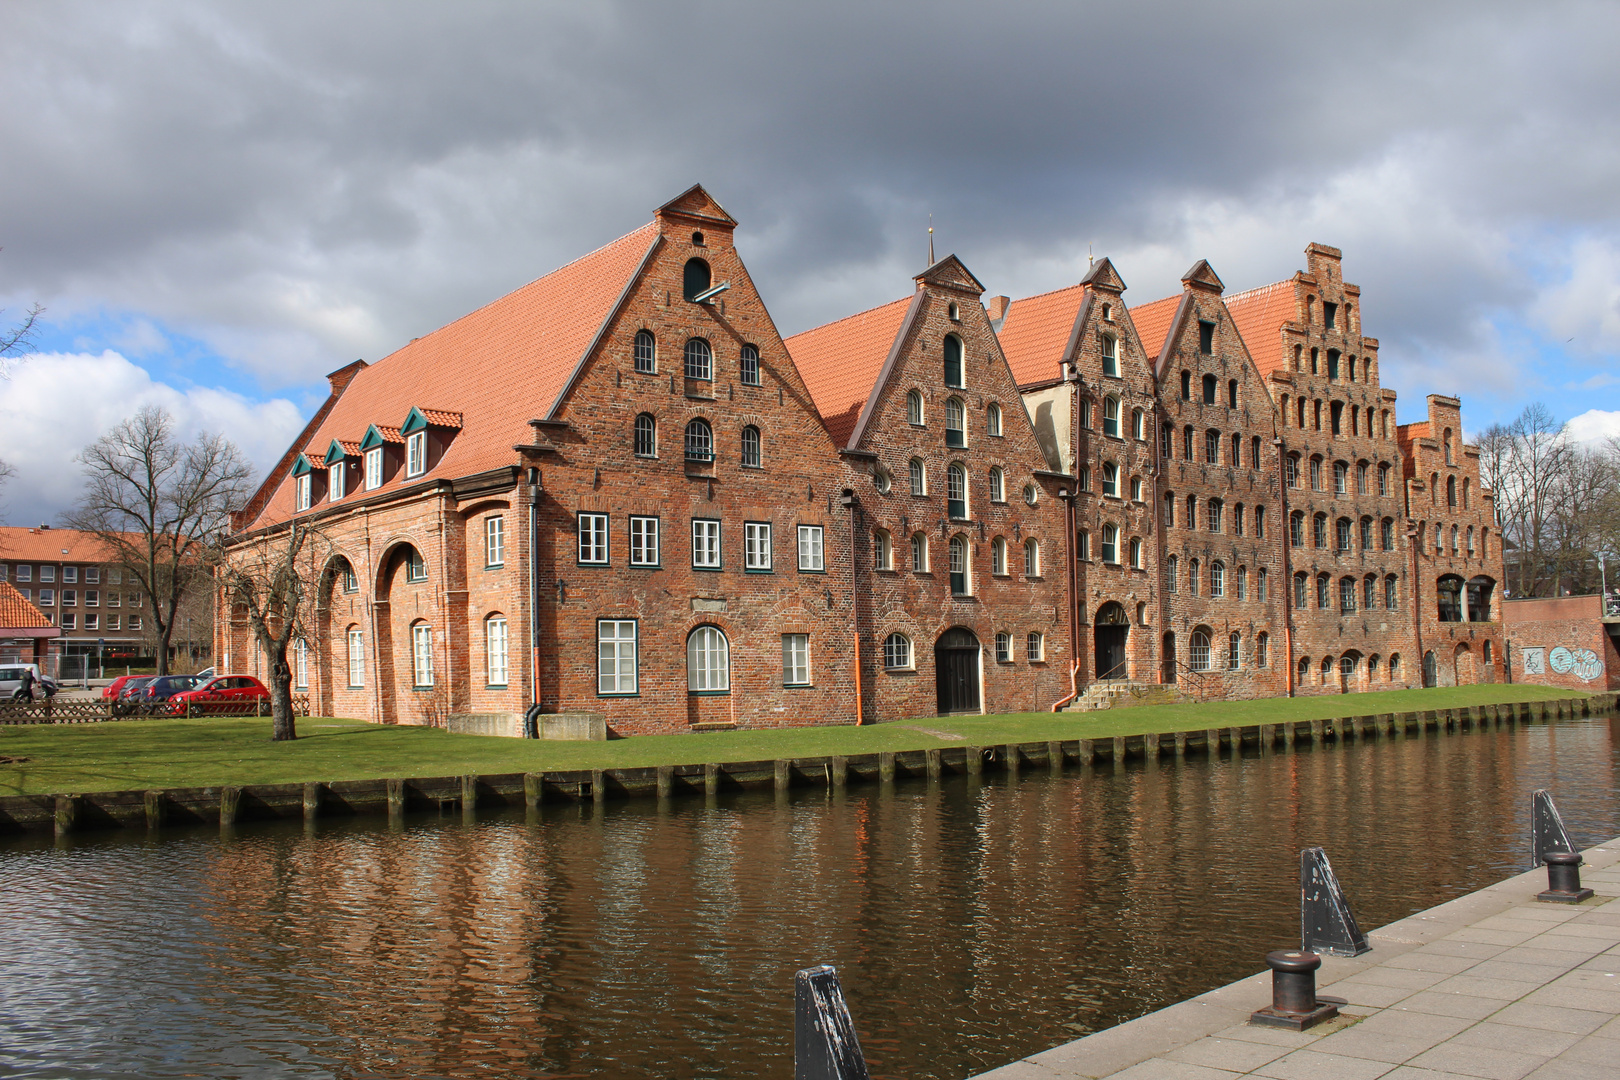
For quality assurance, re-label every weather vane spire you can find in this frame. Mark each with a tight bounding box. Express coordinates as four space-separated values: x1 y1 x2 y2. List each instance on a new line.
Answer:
928 215 935 265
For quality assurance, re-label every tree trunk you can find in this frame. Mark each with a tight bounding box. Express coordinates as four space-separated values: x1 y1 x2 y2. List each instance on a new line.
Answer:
155 618 174 676
269 653 297 741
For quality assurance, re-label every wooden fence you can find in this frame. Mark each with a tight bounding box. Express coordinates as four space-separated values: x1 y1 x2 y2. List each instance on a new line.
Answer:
0 696 312 725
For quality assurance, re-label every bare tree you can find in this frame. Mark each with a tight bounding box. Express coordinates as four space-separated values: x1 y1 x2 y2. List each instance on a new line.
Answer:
216 520 327 740
0 301 43 374
1480 403 1572 596
66 406 252 674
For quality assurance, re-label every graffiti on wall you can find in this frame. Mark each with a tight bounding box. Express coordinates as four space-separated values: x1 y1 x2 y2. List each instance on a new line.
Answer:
1521 645 1603 682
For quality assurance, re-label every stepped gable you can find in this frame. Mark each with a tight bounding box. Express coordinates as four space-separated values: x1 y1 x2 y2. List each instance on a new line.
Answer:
786 296 917 449
1222 278 1296 379
241 220 659 531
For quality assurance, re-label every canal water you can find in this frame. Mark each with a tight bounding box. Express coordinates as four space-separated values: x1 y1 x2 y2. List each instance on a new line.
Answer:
1 717 1616 1080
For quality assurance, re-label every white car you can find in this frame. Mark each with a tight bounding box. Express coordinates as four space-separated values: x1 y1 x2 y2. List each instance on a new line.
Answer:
0 664 60 701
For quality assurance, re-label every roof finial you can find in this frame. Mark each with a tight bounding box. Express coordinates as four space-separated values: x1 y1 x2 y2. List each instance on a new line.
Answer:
1088 242 1093 267
928 215 935 266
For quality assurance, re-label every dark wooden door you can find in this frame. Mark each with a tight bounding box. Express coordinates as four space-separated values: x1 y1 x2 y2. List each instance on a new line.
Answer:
935 649 980 714
1095 627 1128 680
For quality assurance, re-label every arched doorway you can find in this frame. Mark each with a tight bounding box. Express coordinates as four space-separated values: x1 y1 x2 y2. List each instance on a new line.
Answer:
1094 601 1129 680
935 628 981 715
1422 650 1438 688
1162 631 1177 684
1455 643 1475 684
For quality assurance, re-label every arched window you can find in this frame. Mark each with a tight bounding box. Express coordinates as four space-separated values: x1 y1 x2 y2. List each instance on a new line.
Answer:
1443 428 1453 465
873 530 892 570
1298 656 1312 682
1163 491 1176 528
1166 554 1179 592
1102 462 1119 497
883 633 912 669
486 614 509 686
1189 557 1201 596
1103 396 1121 437
634 413 657 457
740 343 761 386
1466 576 1494 622
345 625 365 687
1189 630 1212 671
909 458 926 496
1202 374 1217 404
1082 400 1094 428
1321 657 1335 682
1389 653 1401 679
947 463 967 519
1231 432 1242 464
1356 461 1369 493
1385 575 1398 610
1447 475 1457 507
1227 379 1238 407
1236 565 1247 600
1466 526 1475 556
740 425 762 468
1228 633 1241 670
1310 456 1323 490
1205 428 1221 463
1286 453 1300 487
1132 408 1145 440
1183 425 1194 460
685 419 714 461
1101 524 1118 564
1313 513 1328 547
949 535 970 595
1257 566 1268 600
1293 572 1308 609
1256 632 1268 667
1024 538 1040 577
634 329 656 373
1333 460 1348 493
1437 575 1463 622
1380 518 1394 550
907 390 925 425
1101 334 1119 376
684 337 713 380
1480 529 1488 558
1360 516 1373 551
1180 370 1191 400
1462 477 1470 509
683 258 711 301
1316 573 1330 608
403 545 428 583
989 466 1005 502
1368 654 1380 680
987 402 1002 437
1206 499 1223 533
1129 537 1142 569
1430 472 1440 505
1450 525 1459 554
1327 349 1340 379
1364 575 1377 610
411 621 434 687
1378 462 1391 496
911 533 928 572
945 397 966 447
1076 529 1090 560
1210 561 1225 598
687 626 730 691
991 536 1007 575
943 334 964 387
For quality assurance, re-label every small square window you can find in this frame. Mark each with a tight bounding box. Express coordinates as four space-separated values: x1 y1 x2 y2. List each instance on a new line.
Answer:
85 568 99 584
60 613 75 630
84 614 98 631
86 591 98 607
40 566 54 583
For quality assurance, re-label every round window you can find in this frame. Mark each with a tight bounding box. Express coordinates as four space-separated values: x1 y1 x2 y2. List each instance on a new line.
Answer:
1024 483 1038 506
874 468 892 494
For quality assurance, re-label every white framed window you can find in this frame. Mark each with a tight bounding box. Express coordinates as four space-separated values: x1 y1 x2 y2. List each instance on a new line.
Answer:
740 343 761 386
910 533 928 572
1132 408 1145 440
634 413 657 457
406 431 427 477
347 628 365 687
883 633 912 669
910 458 926 496
598 619 638 695
687 625 730 692
1102 462 1119 498
411 623 434 687
1076 530 1090 560
295 639 309 689
129 615 142 631
1026 632 1044 662
945 397 966 447
692 519 721 569
1129 537 1142 569
1024 538 1040 577
1101 524 1118 564
630 516 661 566
63 567 77 584
486 616 509 686
577 513 608 565
798 525 825 571
106 568 118 584
989 466 1004 502
995 632 1011 662
873 530 892 570
987 402 1003 437
1100 334 1119 377
745 521 773 571
992 536 1007 575
949 534 970 595
83 590 96 607
365 447 384 490
60 614 75 630
330 461 346 500
485 516 505 567
83 614 98 630
907 390 925 425
1130 477 1143 501
62 590 76 606
41 566 54 583
295 474 311 511
1103 396 1121 437
782 634 810 686
684 337 713 380
1211 561 1225 598
38 589 53 606
1189 630 1211 671
107 615 119 631
634 329 656 373
741 425 762 467
14 566 30 582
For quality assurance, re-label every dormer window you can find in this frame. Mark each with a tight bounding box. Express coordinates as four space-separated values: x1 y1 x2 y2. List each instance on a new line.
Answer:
329 460 346 501
365 447 383 490
406 431 427 477
295 474 311 511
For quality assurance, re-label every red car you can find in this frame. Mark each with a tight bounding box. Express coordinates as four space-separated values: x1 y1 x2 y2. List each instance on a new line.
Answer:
167 675 271 715
102 674 143 700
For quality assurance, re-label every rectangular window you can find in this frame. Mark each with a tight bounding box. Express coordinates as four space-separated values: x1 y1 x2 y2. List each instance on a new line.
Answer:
782 634 810 686
1198 321 1215 354
598 620 638 695
347 628 365 687
485 516 505 567
107 568 119 584
296 473 312 511
797 525 825 571
40 566 54 583
87 590 100 607
62 590 76 606
365 447 384 490
1026 632 1044 662
107 615 120 631
0 565 8 581
330 461 346 500
129 616 142 631
18 589 28 601
411 624 434 687
692 519 721 569
1323 302 1337 330
486 617 509 686
577 513 608 564
38 589 53 606
84 613 98 631
630 516 660 566
295 639 309 689
63 567 77 583
406 431 427 477
745 521 773 571
15 566 30 582
60 614 75 630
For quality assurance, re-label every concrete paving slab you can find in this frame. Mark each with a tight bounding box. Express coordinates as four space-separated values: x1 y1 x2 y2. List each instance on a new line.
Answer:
1521 985 1620 1013
1466 960 1578 984
1384 952 1487 976
1307 1025 1436 1063
1428 974 1545 1001
1379 1067 1506 1080
1210 1023 1324 1050
1555 1034 1620 1066
1105 1058 1243 1080
1520 1059 1614 1080
1405 1042 1549 1080
1164 1037 1292 1072
1354 967 1455 991
1397 990 1512 1020
1351 1011 1476 1042
1449 1021 1581 1057
1253 1047 1396 1080
1325 979 1425 1008
973 1061 1063 1080
1418 941 1511 961
1490 1002 1612 1035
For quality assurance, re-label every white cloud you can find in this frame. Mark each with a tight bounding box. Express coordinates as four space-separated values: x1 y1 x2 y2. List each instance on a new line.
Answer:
1566 408 1620 445
1528 235 1620 353
0 350 306 526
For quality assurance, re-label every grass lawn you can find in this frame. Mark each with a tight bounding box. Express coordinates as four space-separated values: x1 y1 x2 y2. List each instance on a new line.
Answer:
0 683 1594 798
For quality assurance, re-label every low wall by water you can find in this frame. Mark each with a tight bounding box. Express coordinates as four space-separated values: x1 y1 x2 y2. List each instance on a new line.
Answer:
5 693 1612 838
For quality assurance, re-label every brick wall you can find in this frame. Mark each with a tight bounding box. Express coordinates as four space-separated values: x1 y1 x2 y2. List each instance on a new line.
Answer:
1501 595 1618 691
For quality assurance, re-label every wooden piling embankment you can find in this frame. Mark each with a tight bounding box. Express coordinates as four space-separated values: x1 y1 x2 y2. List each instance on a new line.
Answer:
2 692 1611 838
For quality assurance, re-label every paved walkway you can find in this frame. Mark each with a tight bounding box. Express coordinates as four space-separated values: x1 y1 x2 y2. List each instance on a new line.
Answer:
977 841 1620 1080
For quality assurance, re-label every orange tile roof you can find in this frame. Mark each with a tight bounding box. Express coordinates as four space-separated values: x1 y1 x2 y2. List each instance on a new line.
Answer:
0 527 123 563
997 283 1086 387
0 580 52 629
244 222 659 530
1222 280 1296 379
1128 294 1183 363
418 409 464 429
318 439 362 467
785 295 915 448
369 425 405 445
1402 421 1432 440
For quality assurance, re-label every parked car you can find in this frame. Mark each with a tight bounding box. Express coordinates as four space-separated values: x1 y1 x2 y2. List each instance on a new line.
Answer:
167 675 271 715
0 664 59 702
194 667 216 680
135 674 209 715
114 676 159 715
102 674 145 701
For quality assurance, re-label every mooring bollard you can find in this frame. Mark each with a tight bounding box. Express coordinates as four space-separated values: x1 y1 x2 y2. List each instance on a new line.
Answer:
1250 950 1338 1031
1538 851 1594 903
794 964 870 1080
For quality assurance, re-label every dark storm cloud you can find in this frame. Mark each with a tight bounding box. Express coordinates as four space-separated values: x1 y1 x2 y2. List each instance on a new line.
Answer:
2 0 1619 421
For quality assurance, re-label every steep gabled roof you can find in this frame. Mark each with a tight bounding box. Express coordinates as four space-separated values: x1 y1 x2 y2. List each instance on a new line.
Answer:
0 581 52 630
241 221 660 531
785 295 917 449
996 282 1087 388
1222 279 1297 379
1128 294 1184 363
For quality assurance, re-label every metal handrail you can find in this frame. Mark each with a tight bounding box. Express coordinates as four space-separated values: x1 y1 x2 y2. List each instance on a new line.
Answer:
1159 657 1221 702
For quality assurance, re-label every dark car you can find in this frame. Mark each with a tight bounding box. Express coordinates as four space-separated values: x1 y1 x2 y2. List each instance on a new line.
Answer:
114 676 158 716
135 675 207 715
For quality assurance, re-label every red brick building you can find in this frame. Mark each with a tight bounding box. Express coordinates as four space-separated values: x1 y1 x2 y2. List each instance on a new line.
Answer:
1500 595 1618 691
223 192 1506 729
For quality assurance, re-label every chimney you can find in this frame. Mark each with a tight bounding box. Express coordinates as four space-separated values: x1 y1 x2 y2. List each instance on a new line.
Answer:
986 296 1011 323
